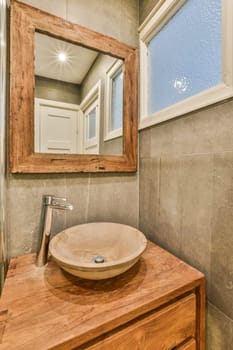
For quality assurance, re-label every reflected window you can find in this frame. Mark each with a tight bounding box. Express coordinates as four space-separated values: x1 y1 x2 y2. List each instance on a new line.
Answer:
80 81 101 154
105 59 124 141
111 70 123 130
87 108 97 139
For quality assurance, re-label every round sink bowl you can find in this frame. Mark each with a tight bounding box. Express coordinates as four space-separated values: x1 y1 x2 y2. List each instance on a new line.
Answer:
49 222 147 280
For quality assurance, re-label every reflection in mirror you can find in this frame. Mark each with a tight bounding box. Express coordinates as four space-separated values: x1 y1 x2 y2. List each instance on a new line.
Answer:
34 32 124 155
10 0 138 173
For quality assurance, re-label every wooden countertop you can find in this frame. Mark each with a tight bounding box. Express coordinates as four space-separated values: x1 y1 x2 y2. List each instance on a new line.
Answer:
0 242 205 349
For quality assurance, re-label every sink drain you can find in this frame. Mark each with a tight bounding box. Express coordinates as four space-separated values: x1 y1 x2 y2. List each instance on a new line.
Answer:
94 256 105 263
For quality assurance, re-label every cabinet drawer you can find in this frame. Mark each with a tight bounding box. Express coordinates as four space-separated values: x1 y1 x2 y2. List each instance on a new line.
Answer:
176 339 196 350
84 294 196 350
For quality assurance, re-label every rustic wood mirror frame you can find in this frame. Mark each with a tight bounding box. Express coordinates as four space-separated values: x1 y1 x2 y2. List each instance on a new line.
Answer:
10 1 138 173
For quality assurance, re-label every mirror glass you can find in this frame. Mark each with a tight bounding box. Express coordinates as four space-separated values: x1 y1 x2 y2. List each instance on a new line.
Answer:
34 32 124 155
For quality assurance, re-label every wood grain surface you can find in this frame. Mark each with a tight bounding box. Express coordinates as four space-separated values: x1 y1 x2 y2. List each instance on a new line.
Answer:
83 294 196 350
0 242 205 349
177 339 196 350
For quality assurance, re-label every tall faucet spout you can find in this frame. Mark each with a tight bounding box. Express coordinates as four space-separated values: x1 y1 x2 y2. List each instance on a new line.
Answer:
36 195 73 267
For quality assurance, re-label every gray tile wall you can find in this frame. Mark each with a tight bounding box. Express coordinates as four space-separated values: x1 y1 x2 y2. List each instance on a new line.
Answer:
139 1 233 348
8 173 138 258
7 0 139 258
139 101 233 349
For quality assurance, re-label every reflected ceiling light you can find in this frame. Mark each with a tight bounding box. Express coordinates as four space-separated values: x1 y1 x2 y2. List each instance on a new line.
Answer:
57 52 67 62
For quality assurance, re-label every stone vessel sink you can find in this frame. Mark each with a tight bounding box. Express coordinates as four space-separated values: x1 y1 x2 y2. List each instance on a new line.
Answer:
49 222 147 280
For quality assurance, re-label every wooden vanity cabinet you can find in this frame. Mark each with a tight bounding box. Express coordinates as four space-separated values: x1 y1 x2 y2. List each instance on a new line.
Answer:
0 242 205 350
81 294 196 350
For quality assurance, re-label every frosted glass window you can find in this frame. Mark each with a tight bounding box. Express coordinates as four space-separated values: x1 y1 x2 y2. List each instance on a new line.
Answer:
148 0 222 114
87 108 96 139
111 70 123 131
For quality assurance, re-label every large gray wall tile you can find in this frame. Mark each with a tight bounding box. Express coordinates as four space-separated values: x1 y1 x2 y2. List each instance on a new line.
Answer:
150 119 182 157
139 129 151 159
139 1 233 347
156 155 182 256
180 154 213 281
139 155 182 257
178 102 233 156
207 302 233 350
212 152 233 208
7 174 66 257
177 109 216 156
139 157 160 241
210 206 233 319
64 174 90 227
210 152 233 319
139 100 233 347
149 100 233 158
87 174 138 227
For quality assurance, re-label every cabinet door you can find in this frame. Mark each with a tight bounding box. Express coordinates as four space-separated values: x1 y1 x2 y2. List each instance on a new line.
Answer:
83 294 196 350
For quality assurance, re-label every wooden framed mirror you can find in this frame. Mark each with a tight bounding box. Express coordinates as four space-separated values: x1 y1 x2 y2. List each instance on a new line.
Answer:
10 1 138 173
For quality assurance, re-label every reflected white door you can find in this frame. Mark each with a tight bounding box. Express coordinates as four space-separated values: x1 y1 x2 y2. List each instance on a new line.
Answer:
35 98 81 154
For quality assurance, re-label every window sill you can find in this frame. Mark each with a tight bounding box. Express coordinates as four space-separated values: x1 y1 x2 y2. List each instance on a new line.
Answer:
104 129 122 141
139 83 233 130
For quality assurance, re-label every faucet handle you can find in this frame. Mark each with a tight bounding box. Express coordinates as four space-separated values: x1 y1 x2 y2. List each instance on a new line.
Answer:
43 195 67 206
52 196 67 203
51 196 69 207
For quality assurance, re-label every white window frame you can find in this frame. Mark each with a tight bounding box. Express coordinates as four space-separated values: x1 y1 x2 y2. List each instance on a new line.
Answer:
139 0 233 130
104 59 123 141
80 80 101 154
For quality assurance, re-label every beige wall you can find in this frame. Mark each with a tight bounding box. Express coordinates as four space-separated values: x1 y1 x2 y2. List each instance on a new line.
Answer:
35 76 81 105
139 1 233 349
7 0 139 258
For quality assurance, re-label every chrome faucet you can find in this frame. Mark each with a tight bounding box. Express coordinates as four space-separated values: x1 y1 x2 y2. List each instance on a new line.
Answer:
36 195 73 267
